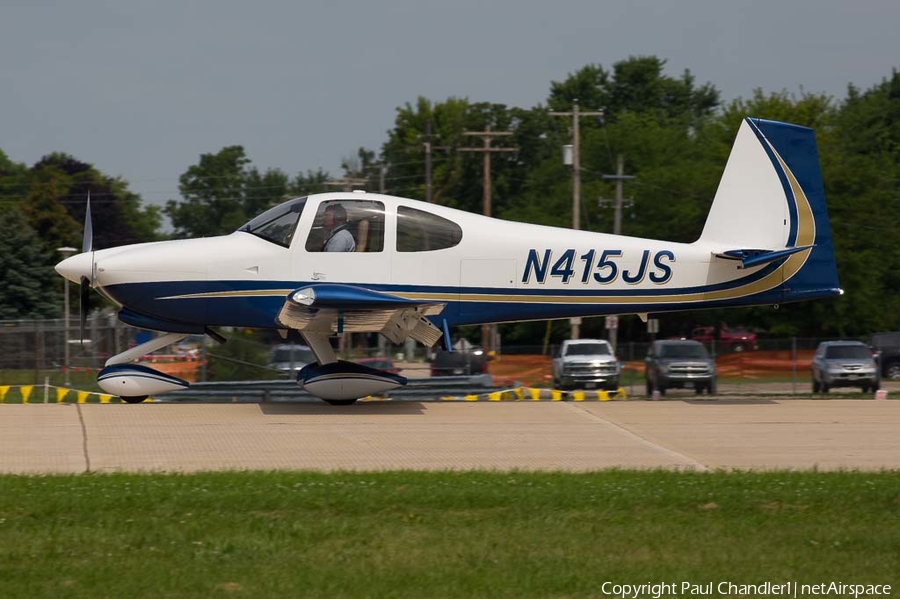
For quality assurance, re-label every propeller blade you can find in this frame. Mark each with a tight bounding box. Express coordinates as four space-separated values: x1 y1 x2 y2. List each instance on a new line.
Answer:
79 276 90 346
82 191 93 254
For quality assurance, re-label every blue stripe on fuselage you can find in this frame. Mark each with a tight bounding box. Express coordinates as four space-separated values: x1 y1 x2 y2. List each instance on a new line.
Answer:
101 264 786 331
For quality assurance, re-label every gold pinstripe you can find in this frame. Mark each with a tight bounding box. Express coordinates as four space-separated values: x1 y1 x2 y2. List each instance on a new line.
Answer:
159 289 295 300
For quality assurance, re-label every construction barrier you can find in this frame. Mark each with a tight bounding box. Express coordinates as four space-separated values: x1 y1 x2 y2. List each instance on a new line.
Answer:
0 382 627 404
0 384 117 404
438 387 628 402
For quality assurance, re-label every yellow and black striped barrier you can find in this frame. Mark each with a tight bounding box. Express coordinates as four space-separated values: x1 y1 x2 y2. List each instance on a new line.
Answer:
0 385 123 404
2 384 627 404
437 386 628 402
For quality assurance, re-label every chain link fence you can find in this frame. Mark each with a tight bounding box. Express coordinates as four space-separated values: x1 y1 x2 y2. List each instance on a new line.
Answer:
0 316 878 390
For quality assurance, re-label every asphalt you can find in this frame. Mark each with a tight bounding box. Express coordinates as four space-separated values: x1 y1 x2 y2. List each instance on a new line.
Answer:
2 399 899 474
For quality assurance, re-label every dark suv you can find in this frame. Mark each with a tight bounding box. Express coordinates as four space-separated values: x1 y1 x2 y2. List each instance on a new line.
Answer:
429 347 490 376
869 332 900 380
645 340 717 396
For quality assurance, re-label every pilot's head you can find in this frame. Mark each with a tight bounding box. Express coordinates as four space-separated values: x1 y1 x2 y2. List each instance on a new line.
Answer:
323 203 348 229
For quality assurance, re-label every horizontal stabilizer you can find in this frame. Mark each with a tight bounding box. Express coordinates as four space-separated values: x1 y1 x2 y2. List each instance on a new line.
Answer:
714 246 812 269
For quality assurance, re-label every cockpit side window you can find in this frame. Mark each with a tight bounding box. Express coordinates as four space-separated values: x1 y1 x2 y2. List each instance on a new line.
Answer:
305 200 386 253
396 206 463 252
237 197 306 248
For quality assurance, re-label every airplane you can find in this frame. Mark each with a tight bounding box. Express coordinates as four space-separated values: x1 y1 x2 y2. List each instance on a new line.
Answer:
56 117 841 405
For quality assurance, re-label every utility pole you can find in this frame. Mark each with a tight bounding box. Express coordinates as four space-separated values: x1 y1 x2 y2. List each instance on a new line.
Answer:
460 126 518 351
602 154 635 237
410 120 451 203
600 153 635 352
550 101 603 339
460 126 517 217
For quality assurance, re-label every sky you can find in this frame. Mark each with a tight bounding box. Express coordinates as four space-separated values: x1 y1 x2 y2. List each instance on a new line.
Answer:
2 0 898 216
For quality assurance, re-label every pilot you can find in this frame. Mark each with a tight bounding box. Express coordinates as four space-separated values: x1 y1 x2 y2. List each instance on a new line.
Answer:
321 204 356 252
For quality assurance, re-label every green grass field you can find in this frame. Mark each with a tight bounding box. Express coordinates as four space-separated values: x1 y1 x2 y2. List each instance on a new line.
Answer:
1 470 898 598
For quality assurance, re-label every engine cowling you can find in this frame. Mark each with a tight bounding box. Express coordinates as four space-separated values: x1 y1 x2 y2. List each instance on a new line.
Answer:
97 363 190 398
298 361 407 401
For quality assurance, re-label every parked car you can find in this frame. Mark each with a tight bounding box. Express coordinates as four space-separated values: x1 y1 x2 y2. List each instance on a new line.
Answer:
690 325 758 352
811 340 879 393
356 356 399 375
551 339 620 390
429 346 490 376
267 344 316 373
868 332 900 380
645 339 716 396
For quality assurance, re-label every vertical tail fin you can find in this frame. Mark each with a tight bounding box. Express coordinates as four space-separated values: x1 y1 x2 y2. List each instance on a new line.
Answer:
700 117 841 302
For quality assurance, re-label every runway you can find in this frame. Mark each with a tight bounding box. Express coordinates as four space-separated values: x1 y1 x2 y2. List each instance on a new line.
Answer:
2 399 899 474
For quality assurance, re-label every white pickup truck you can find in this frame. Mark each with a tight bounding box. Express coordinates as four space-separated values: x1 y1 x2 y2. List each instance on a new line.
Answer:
551 339 620 391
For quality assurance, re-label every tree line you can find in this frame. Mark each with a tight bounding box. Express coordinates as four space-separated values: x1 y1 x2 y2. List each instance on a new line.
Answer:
1 56 898 343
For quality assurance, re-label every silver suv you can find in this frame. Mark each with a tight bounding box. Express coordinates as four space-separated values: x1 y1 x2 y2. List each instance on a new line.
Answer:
645 340 716 396
811 341 879 393
551 339 620 390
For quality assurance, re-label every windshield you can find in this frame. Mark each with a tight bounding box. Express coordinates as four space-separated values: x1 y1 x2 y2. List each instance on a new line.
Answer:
565 343 611 356
825 345 871 360
238 197 307 247
659 343 709 359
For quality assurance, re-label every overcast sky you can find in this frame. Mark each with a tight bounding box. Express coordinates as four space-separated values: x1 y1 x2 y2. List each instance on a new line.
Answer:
2 0 897 213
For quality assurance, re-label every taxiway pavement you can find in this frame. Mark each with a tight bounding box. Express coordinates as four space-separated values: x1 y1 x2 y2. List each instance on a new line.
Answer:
2 399 898 474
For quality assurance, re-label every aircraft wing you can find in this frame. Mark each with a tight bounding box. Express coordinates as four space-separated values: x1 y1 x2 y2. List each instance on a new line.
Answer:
276 284 446 356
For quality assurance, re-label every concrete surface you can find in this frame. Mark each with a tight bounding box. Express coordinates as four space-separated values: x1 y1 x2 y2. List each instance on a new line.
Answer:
1 399 898 474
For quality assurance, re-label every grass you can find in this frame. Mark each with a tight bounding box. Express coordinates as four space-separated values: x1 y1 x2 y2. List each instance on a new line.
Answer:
1 470 898 598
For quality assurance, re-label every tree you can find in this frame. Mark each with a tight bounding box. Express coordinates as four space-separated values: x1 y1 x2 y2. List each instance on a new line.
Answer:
19 177 81 252
381 97 524 216
341 147 377 182
824 71 900 335
0 208 60 319
165 147 329 238
166 145 250 238
0 150 30 203
289 169 331 196
244 167 290 217
380 96 471 203
28 153 162 250
548 57 720 124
